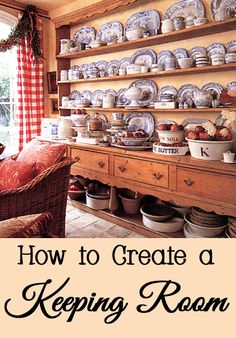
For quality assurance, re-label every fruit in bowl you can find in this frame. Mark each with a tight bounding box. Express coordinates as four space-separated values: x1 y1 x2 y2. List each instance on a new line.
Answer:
68 182 86 200
187 122 232 141
156 123 185 145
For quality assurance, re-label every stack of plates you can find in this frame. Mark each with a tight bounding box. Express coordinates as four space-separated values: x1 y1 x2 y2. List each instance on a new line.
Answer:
195 55 208 67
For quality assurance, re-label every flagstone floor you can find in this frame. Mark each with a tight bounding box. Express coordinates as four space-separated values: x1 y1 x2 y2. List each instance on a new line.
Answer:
65 199 146 238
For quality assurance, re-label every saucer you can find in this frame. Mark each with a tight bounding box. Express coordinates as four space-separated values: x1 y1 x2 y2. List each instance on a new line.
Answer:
221 160 236 164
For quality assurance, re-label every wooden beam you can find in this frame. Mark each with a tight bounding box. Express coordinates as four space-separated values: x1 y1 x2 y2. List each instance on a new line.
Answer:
52 0 140 28
0 0 49 18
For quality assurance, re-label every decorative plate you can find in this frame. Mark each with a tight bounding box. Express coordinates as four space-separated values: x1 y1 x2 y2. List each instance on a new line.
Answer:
129 79 158 107
163 0 206 19
116 88 130 106
178 84 199 102
125 112 155 137
125 9 161 36
112 143 153 150
181 118 210 130
227 81 236 91
91 90 104 106
69 90 81 100
211 0 236 21
81 90 92 103
201 82 224 99
79 64 88 73
120 57 131 69
71 65 80 71
188 46 207 60
206 42 226 57
96 60 108 75
107 60 120 69
105 89 117 100
157 50 173 69
96 21 123 43
73 26 96 46
157 86 178 100
226 40 236 53
131 49 157 67
172 48 189 68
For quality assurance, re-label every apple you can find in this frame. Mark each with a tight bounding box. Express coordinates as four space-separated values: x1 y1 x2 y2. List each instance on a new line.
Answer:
187 131 199 140
157 123 169 130
215 126 232 141
195 125 205 133
170 124 179 131
199 131 214 141
69 184 83 191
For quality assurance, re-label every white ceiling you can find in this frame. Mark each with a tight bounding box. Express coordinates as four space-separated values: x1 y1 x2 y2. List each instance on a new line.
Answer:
18 0 80 12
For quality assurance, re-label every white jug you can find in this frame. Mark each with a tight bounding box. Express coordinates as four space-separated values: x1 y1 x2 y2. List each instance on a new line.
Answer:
161 19 174 34
103 94 115 108
58 116 72 138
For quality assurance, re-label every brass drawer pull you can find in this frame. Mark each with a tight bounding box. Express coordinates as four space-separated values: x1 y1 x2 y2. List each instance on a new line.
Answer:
118 165 126 173
184 178 194 186
98 161 105 168
153 172 163 180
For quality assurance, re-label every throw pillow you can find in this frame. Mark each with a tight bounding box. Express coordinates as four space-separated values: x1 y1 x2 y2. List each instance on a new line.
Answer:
17 138 67 175
0 158 36 190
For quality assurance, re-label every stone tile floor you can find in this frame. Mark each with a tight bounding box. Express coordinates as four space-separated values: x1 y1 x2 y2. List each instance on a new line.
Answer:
65 199 146 238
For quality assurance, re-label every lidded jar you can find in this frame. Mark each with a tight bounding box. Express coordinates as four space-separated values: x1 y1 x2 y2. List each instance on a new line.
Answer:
87 113 104 132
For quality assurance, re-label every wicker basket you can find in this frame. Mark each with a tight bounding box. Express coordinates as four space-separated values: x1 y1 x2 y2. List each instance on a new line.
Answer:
0 157 77 237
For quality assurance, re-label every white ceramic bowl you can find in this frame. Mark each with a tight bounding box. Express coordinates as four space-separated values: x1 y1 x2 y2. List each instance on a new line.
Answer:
86 192 109 210
186 139 233 160
142 214 184 232
126 64 142 74
153 142 189 156
184 214 227 237
126 26 145 40
177 57 193 69
157 130 185 144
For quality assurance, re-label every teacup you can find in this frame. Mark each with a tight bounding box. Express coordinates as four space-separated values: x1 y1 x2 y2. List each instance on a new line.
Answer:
223 151 235 163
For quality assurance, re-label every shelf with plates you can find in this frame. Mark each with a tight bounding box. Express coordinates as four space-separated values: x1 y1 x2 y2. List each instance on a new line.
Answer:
58 63 236 84
56 17 236 60
59 107 235 113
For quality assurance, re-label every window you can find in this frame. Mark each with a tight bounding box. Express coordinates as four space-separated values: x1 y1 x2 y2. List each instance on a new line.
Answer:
0 11 18 153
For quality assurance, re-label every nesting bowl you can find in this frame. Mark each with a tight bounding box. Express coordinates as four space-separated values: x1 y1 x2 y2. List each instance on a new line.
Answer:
177 57 193 69
186 139 233 160
184 213 227 237
157 130 185 144
140 203 174 221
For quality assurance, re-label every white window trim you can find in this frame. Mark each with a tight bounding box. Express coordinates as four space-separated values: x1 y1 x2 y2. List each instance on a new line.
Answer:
0 10 17 26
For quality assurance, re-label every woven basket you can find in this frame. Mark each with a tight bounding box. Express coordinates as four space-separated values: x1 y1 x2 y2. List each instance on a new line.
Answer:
0 157 77 237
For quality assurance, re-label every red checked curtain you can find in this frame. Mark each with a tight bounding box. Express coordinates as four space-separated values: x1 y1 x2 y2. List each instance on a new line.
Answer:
16 18 44 151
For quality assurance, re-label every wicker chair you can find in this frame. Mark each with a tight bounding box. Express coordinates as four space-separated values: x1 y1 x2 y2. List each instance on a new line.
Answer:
0 157 77 237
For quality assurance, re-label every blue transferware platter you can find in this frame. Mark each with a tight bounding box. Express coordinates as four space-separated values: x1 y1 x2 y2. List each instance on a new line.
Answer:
96 60 108 75
163 0 206 19
178 84 199 102
129 79 158 107
181 118 210 131
201 82 224 99
91 90 104 106
227 81 236 91
131 49 157 67
120 57 131 69
107 60 120 69
125 112 155 137
73 26 96 46
69 90 81 100
206 42 226 57
211 0 236 21
81 90 92 103
157 50 173 70
158 86 178 100
226 40 236 53
125 9 161 36
188 46 207 60
96 21 123 43
116 88 130 107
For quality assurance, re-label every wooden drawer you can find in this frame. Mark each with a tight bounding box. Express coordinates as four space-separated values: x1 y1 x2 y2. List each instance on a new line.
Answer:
71 148 109 174
114 156 169 188
177 168 236 204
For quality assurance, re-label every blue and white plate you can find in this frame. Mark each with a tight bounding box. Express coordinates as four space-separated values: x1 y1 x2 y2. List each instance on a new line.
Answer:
163 0 206 19
107 60 120 69
188 46 207 60
69 90 81 100
131 49 157 67
207 42 226 57
211 0 236 21
227 81 236 91
91 90 104 106
71 65 80 71
226 40 236 53
201 82 224 99
125 112 155 137
125 9 161 36
172 48 189 68
96 60 108 75
157 50 173 70
81 90 92 103
158 86 178 100
120 57 131 69
73 26 96 46
96 21 123 43
178 84 199 102
79 64 88 73
129 79 158 107
116 88 129 106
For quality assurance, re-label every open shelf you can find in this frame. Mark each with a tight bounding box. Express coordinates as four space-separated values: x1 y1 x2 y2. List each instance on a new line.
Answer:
70 199 184 238
58 63 236 84
56 18 236 60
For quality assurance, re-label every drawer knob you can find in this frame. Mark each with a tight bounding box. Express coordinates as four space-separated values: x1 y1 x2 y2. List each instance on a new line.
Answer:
153 172 163 180
184 178 194 186
98 161 105 168
118 165 126 173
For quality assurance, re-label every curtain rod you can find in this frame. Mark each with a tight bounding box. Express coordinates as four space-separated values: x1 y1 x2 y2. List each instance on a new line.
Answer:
0 2 50 19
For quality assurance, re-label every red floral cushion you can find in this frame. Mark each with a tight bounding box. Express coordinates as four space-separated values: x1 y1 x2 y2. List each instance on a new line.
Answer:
17 138 67 175
0 158 36 190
